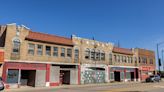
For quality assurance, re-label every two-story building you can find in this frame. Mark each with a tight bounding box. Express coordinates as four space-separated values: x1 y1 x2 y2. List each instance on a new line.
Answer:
72 35 113 84
134 48 156 81
108 47 139 82
0 23 80 88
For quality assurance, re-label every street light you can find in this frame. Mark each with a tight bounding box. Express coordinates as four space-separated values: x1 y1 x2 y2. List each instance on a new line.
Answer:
156 41 164 74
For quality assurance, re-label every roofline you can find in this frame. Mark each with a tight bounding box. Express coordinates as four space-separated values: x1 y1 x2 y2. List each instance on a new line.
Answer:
25 37 74 47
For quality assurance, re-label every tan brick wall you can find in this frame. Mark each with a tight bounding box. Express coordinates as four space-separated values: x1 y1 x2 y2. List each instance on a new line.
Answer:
72 36 113 65
135 48 156 67
3 24 74 64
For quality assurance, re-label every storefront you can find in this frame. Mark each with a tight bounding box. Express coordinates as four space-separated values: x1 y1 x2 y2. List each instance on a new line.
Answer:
2 61 80 89
2 62 47 88
109 66 139 82
80 64 107 84
139 66 156 81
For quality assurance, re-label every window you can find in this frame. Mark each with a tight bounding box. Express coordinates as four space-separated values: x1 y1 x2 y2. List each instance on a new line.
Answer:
85 48 90 59
28 43 35 55
101 51 105 61
134 57 137 63
117 55 120 62
74 49 79 63
61 48 65 57
37 45 43 56
127 57 129 63
123 56 126 63
131 57 133 63
95 50 100 60
139 57 141 63
91 49 95 60
46 46 51 56
109 53 112 61
7 69 19 83
53 47 58 57
12 39 20 54
114 55 117 61
150 58 153 64
67 48 72 57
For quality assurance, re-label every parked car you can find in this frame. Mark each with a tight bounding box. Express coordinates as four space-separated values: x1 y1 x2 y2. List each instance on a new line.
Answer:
0 77 4 91
146 75 161 82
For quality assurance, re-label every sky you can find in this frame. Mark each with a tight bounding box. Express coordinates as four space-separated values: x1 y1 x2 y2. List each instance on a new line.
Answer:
0 0 164 69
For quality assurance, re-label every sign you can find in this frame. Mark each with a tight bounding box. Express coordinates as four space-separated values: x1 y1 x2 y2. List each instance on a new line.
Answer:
5 62 46 70
0 51 4 62
140 66 155 71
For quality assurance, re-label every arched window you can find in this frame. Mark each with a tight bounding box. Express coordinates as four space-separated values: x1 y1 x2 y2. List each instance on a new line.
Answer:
12 39 20 54
85 48 90 59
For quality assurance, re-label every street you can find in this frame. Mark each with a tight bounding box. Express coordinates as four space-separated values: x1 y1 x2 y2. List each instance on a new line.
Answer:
4 81 164 92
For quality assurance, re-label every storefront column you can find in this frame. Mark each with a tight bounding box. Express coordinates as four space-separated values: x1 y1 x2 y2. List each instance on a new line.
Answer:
134 69 136 82
124 68 127 82
46 64 50 87
138 70 141 82
108 67 110 82
78 65 81 85
2 63 7 83
18 69 21 88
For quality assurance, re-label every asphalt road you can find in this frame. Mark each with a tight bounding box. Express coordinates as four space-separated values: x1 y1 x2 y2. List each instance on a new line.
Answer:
4 81 164 92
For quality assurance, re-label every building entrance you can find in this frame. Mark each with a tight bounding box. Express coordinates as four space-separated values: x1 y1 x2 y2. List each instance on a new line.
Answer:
60 70 70 85
20 70 36 87
130 72 134 81
114 71 121 82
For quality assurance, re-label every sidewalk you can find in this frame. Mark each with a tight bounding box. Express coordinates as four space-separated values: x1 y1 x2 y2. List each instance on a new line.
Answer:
4 82 140 92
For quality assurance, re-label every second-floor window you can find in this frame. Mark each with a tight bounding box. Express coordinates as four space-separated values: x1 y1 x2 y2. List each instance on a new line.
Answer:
53 47 58 57
109 53 112 61
150 58 154 64
100 51 105 61
37 45 43 56
95 51 100 60
67 48 72 57
61 48 65 57
12 39 21 54
74 49 79 63
46 46 51 56
85 48 90 59
28 43 35 55
91 49 95 60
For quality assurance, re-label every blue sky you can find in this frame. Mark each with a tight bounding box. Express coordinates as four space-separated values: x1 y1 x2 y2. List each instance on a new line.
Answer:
1 0 164 68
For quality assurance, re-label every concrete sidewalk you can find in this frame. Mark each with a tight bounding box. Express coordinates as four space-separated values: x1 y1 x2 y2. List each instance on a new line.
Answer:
3 82 140 92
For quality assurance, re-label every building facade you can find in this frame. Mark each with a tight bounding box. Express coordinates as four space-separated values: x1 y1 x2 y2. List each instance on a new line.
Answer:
109 47 139 82
72 35 113 84
135 48 156 81
0 24 80 88
0 23 156 89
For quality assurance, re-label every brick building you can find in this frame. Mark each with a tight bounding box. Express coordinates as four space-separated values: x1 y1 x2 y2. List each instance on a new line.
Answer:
0 23 80 88
135 48 156 81
0 23 156 88
72 35 114 84
109 47 139 82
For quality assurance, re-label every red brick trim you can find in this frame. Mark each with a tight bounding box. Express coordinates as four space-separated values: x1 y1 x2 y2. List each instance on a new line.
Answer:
50 82 59 86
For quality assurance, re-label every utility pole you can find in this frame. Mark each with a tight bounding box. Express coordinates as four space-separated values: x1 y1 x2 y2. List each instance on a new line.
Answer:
162 50 164 71
157 43 161 74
